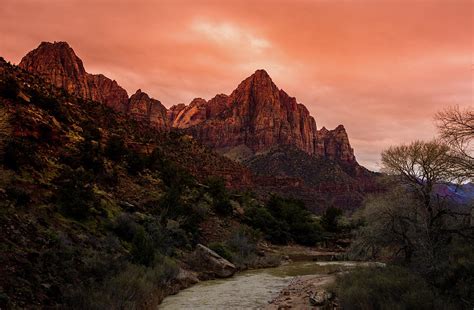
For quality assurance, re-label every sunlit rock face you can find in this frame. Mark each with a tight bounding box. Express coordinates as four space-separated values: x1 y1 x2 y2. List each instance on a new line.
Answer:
129 89 169 129
19 41 129 112
171 69 357 166
19 41 170 129
19 41 358 158
315 125 356 164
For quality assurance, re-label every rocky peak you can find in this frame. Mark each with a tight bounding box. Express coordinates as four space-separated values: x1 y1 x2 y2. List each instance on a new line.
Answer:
316 125 356 163
169 70 360 166
172 69 318 156
19 41 129 112
20 41 91 98
129 89 169 129
19 41 169 129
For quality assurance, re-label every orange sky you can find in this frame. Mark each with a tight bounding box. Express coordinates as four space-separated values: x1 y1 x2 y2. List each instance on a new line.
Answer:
1 0 472 170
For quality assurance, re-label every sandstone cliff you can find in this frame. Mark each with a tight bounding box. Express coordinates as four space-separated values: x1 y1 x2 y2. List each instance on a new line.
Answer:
129 89 168 129
19 41 169 129
171 70 358 167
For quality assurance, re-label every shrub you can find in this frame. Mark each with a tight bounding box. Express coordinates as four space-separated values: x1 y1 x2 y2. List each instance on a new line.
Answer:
30 90 68 123
78 138 104 174
65 258 179 309
0 106 11 155
5 186 31 206
208 242 233 262
244 205 290 244
0 77 19 99
321 206 343 232
3 138 39 171
81 121 101 141
113 213 139 241
131 226 155 267
104 135 126 161
205 177 233 216
245 195 321 245
125 150 147 175
336 266 436 310
214 199 233 216
56 167 97 219
150 255 180 285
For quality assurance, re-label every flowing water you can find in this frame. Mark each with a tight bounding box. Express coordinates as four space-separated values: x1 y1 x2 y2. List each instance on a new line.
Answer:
160 261 370 309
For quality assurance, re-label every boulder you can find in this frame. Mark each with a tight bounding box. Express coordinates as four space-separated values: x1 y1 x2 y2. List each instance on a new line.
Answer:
187 244 236 278
309 289 333 307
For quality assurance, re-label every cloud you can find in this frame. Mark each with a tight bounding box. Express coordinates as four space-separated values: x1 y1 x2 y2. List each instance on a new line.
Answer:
0 0 472 171
191 20 271 52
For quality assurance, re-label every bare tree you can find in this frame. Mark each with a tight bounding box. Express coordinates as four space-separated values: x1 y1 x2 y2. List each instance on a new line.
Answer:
381 140 472 256
350 187 426 263
436 105 474 179
381 140 455 212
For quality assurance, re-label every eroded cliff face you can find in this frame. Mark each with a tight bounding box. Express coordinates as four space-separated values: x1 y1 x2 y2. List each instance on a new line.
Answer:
19 41 169 129
19 42 359 166
129 89 169 129
173 70 319 155
171 70 357 166
315 125 356 163
19 42 129 111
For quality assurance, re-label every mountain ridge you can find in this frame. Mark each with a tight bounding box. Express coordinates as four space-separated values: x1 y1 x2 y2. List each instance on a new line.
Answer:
15 41 377 211
18 41 362 173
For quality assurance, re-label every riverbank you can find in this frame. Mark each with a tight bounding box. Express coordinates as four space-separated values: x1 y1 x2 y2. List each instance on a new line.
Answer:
156 244 342 307
266 274 338 309
159 260 349 309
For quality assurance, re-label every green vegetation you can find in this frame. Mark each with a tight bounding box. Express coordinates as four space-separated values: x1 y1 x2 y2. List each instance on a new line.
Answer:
320 206 342 232
335 266 440 310
55 167 98 219
0 61 261 308
208 227 280 269
205 177 233 216
244 195 323 246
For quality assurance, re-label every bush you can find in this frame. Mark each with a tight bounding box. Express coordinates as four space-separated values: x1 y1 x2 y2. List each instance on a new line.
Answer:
78 139 104 173
244 205 290 244
3 138 39 171
56 167 97 219
0 106 11 155
432 241 474 307
150 255 180 285
205 177 233 216
336 266 436 310
81 121 101 141
214 199 233 216
0 77 19 99
104 135 126 162
321 206 343 232
131 226 155 267
5 186 31 206
65 258 179 309
30 90 69 123
125 150 147 175
245 195 321 245
113 213 139 241
208 242 233 262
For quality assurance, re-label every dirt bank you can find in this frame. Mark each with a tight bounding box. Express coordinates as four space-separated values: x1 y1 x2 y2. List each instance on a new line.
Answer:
266 274 338 309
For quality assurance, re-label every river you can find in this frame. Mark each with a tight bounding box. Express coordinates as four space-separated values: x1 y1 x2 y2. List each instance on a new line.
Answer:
160 261 368 309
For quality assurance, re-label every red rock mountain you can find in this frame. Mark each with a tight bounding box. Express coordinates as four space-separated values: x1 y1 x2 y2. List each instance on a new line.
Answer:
129 89 169 129
13 41 376 211
19 41 169 129
171 69 358 166
19 41 359 168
